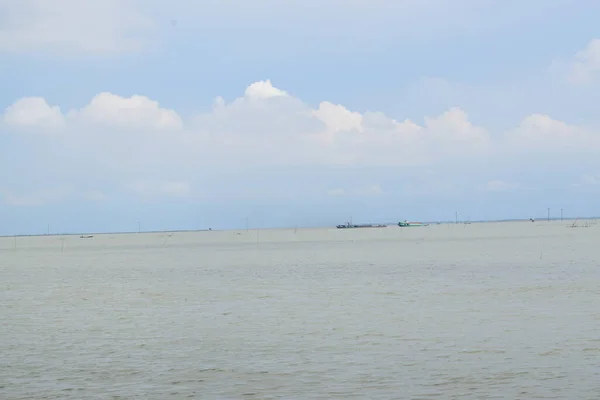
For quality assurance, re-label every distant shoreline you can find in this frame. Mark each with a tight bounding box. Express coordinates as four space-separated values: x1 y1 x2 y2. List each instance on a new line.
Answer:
2 217 597 239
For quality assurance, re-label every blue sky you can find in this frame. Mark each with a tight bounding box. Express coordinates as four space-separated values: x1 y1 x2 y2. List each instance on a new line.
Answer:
2 0 600 234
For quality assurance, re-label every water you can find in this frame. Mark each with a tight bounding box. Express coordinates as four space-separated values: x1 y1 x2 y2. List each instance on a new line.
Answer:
1 221 599 399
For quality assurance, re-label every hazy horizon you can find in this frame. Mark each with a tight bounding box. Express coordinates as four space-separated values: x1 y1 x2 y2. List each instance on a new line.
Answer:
3 216 598 238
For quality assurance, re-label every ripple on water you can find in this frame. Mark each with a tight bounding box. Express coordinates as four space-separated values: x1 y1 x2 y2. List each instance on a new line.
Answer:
1 225 600 398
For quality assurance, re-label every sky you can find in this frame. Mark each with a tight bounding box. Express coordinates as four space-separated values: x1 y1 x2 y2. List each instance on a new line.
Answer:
2 0 600 234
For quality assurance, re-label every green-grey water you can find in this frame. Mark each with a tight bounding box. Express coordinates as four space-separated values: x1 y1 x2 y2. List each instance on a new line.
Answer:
1 221 599 399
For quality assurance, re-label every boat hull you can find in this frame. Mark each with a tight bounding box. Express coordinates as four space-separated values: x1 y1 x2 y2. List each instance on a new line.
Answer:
337 224 387 229
398 222 428 227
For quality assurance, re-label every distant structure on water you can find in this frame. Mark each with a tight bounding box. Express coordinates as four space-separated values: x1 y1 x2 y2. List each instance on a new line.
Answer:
398 220 428 227
336 222 387 229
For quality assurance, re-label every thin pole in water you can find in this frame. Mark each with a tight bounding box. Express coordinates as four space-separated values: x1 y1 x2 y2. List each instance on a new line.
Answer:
561 208 563 221
547 208 550 222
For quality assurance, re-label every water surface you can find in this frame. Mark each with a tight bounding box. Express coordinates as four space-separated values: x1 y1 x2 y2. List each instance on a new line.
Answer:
1 221 599 399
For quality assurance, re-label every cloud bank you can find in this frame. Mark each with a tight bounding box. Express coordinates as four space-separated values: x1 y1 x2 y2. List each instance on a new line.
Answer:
2 78 599 209
3 78 596 164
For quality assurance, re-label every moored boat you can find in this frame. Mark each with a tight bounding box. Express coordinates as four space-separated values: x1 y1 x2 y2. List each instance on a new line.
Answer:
398 220 428 227
336 222 387 229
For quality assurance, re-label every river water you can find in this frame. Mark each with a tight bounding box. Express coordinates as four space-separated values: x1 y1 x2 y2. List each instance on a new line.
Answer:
1 221 599 399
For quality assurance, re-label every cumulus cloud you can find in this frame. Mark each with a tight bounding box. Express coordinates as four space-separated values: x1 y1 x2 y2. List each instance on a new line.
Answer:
2 79 599 205
3 97 65 129
3 92 181 133
3 81 494 167
244 80 288 99
568 38 600 84
503 114 600 153
2 80 593 163
67 92 182 130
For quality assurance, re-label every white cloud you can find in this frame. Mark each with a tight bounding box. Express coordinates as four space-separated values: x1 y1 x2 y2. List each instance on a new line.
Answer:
0 0 153 54
3 97 65 129
502 114 600 153
3 92 181 131
67 92 182 130
2 79 598 186
568 38 600 84
244 80 288 99
325 106 491 166
192 82 493 166
313 102 363 144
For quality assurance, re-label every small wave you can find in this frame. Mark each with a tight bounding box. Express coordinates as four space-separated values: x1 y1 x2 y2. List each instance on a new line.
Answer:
459 348 506 354
538 349 561 356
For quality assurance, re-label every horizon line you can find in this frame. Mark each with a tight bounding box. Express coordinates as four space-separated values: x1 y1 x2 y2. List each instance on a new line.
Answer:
2 216 597 238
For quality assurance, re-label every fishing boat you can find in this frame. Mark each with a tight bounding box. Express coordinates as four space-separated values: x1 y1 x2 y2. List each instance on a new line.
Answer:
398 220 428 227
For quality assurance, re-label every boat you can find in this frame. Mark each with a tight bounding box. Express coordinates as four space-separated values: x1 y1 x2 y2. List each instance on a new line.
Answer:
80 235 94 239
336 222 387 229
398 220 428 227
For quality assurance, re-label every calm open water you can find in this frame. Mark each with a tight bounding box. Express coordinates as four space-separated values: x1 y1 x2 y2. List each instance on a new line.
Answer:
1 221 599 399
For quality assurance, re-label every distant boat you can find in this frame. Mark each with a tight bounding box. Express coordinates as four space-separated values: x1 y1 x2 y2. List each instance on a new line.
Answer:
336 222 387 229
398 220 428 227
80 235 93 239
